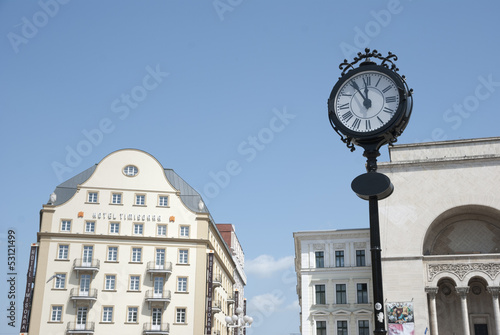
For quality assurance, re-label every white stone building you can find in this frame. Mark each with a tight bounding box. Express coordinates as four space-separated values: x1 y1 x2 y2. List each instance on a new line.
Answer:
295 137 500 335
294 229 373 335
26 149 245 335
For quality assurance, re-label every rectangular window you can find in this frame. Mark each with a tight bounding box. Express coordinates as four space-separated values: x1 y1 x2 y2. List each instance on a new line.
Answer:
107 247 118 262
135 194 145 205
180 226 190 237
157 225 167 236
129 276 140 291
85 221 95 233
177 277 188 292
176 308 186 323
111 193 122 204
337 320 348 335
105 275 116 290
315 284 326 304
51 306 63 322
357 283 368 303
88 192 98 203
316 321 327 335
359 320 370 335
54 274 66 289
110 222 120 234
179 250 188 264
127 307 138 323
58 245 69 259
335 250 344 267
61 220 71 232
336 284 347 304
133 223 143 235
102 306 113 322
159 196 168 207
356 250 366 266
315 251 324 268
131 248 142 262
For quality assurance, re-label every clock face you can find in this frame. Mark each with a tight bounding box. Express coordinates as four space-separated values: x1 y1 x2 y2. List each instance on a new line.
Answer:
334 71 400 134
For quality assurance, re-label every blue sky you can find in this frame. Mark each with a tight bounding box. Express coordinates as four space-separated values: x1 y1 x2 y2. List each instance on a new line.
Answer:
1 1 500 334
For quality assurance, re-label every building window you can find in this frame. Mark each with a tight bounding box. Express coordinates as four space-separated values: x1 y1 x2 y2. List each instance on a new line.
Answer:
131 248 142 263
176 308 186 323
159 196 168 207
359 320 370 335
135 194 145 206
105 275 116 290
129 276 140 291
157 225 167 236
179 250 188 264
111 193 122 204
133 223 143 235
180 226 190 237
336 284 347 304
58 245 69 259
51 306 63 322
54 274 66 289
110 222 120 234
315 284 326 305
337 320 348 335
357 283 368 303
315 251 324 268
356 250 366 266
123 165 138 177
107 247 118 262
102 306 113 323
85 221 95 233
127 307 138 323
61 220 71 232
316 321 327 335
335 250 344 267
88 192 98 203
177 277 188 292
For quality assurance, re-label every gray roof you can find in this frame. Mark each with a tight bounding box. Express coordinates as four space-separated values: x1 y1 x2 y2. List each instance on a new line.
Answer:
48 165 209 214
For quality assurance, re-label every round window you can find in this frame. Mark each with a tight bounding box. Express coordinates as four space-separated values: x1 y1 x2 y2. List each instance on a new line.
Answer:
123 165 138 177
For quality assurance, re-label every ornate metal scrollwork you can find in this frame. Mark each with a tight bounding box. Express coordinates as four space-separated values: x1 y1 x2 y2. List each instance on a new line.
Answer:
339 48 399 77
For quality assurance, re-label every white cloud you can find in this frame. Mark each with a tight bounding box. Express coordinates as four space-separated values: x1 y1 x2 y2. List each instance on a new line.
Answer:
245 254 294 278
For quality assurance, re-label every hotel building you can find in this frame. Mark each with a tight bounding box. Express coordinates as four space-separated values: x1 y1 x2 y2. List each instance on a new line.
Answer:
25 149 245 335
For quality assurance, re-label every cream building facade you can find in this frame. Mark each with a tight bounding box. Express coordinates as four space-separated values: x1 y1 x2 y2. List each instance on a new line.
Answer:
294 229 373 335
27 149 244 335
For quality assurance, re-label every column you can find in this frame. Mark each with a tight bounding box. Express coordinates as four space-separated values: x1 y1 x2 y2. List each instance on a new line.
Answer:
456 287 470 335
487 286 500 335
425 287 439 335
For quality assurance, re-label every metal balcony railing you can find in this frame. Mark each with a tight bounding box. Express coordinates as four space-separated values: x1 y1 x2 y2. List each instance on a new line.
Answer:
66 321 95 333
143 322 170 334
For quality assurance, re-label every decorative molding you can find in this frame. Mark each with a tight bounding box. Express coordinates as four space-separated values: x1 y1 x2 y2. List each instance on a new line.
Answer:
354 242 366 248
428 263 500 281
313 244 324 251
425 287 439 298
333 243 346 249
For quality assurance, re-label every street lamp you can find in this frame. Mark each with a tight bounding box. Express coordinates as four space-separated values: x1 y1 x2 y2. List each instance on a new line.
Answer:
225 307 253 334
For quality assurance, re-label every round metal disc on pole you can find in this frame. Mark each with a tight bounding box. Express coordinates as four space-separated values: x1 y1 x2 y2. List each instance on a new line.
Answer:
351 172 393 201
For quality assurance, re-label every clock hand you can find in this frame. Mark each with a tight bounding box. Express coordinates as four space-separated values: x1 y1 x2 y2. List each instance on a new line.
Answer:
350 81 367 101
363 79 372 109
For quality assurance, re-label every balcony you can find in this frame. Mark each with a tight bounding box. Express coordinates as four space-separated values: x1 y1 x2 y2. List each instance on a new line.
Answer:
70 288 97 307
73 259 100 278
143 323 170 334
145 290 171 309
226 294 235 304
146 261 172 280
66 321 95 334
212 275 222 288
212 300 222 313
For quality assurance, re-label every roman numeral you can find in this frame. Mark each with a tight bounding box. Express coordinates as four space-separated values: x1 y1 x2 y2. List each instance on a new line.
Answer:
375 77 381 87
363 77 371 86
352 118 361 129
365 119 371 130
383 107 394 114
342 111 353 122
385 96 397 103
377 116 384 124
382 86 392 93
338 103 349 110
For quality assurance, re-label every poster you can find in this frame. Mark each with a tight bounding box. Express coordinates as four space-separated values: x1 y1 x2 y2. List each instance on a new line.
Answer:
386 302 415 335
